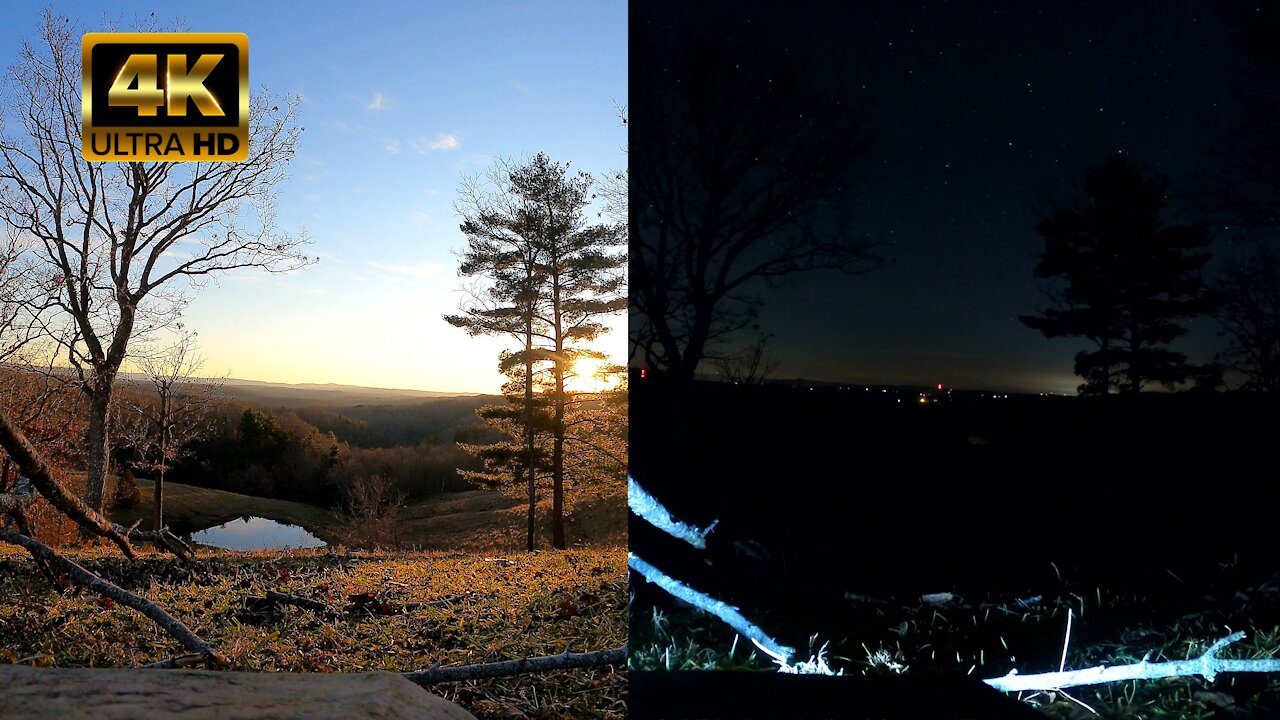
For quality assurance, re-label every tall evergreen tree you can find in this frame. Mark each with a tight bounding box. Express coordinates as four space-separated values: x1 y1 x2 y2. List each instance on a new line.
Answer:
445 159 551 552
520 154 626 549
1021 154 1218 395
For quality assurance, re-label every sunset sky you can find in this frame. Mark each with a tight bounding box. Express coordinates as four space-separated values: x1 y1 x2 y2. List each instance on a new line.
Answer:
0 1 627 393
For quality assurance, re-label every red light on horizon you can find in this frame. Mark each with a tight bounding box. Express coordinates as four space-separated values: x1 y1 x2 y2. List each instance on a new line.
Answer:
937 383 943 390
640 368 648 379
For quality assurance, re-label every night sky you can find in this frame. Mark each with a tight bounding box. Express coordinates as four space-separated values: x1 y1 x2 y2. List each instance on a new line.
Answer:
634 1 1257 393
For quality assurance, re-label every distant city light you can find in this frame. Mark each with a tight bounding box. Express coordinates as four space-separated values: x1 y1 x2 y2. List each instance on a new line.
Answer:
937 383 943 390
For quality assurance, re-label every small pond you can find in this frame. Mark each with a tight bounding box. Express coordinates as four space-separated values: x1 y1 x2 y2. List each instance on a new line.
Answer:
190 516 326 551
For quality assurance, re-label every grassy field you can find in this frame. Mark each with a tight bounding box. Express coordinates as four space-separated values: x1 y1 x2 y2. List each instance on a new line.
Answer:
0 546 627 719
104 478 626 552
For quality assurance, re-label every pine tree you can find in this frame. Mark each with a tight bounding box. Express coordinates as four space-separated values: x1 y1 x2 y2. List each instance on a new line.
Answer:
445 159 552 551
520 154 627 549
1021 154 1218 394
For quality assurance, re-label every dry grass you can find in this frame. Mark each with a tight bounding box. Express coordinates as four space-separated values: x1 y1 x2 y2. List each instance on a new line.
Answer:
0 546 627 719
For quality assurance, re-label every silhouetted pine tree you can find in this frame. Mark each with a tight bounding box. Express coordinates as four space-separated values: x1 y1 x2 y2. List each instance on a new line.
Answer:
519 153 626 549
1021 154 1218 395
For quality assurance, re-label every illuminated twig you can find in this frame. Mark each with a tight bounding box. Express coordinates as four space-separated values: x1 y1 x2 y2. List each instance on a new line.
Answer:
984 631 1280 692
628 552 796 665
627 474 717 549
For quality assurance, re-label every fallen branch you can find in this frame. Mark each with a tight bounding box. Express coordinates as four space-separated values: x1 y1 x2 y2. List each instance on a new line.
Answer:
402 647 626 686
628 474 717 549
127 527 197 562
628 551 796 665
0 412 135 557
0 528 223 665
143 653 212 669
985 631 1280 692
2 488 58 588
264 590 339 615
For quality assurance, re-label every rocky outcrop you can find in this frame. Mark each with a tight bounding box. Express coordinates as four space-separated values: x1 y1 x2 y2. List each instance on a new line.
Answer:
0 666 477 720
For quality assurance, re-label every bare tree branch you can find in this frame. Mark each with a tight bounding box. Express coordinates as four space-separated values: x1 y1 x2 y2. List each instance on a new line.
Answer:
0 527 221 663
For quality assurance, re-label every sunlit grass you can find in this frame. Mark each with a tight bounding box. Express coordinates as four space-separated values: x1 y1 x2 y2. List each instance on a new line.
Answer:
0 547 627 720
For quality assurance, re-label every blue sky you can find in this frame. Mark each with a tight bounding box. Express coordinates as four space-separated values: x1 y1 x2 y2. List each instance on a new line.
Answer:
0 1 627 392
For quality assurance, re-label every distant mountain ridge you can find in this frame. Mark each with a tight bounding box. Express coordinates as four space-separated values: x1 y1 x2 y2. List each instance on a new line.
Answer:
116 374 490 409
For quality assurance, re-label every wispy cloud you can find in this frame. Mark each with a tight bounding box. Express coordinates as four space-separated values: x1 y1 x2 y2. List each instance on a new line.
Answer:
430 133 459 150
368 261 442 278
406 134 460 154
384 140 402 155
366 92 389 111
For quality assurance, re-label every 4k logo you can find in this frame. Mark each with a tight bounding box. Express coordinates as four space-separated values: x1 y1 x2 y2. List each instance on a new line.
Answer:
82 33 249 161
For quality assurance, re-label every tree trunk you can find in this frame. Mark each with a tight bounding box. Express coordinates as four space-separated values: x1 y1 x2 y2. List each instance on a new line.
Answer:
82 382 115 518
675 300 715 383
154 394 169 531
154 469 164 532
550 270 567 550
523 326 536 553
1101 337 1111 395
551 357 566 550
1128 321 1141 394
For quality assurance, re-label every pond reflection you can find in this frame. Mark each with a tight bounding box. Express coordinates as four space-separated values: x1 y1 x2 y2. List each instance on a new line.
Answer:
191 516 326 551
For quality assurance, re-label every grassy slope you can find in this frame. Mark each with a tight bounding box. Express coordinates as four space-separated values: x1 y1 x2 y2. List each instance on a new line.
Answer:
110 479 626 552
110 480 337 542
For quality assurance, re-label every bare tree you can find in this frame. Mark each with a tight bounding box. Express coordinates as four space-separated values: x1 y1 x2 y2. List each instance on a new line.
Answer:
630 28 883 380
712 332 778 385
0 10 312 516
116 329 221 531
331 473 406 549
1187 2 1280 392
1216 248 1280 392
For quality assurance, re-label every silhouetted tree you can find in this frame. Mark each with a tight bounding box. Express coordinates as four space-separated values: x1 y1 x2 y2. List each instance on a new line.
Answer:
116 331 221 531
630 21 882 381
712 332 777 385
0 11 311 517
1217 248 1280 392
1021 155 1218 395
1190 2 1280 392
445 157 553 552
456 359 553 538
523 153 626 549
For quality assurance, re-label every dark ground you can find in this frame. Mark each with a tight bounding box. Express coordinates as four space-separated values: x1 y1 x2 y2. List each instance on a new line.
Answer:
629 374 1280 717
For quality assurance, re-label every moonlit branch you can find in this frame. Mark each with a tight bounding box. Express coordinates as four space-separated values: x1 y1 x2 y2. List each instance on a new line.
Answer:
628 552 796 665
983 631 1280 692
628 474 717 549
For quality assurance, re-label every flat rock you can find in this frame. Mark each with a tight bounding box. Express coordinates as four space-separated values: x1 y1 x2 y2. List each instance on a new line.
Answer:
0 665 477 720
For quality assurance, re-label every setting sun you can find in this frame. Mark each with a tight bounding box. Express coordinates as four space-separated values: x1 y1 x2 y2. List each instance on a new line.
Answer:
565 354 620 393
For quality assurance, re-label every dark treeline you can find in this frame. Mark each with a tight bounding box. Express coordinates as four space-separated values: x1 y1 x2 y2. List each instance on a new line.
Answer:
112 392 486 507
291 395 502 448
